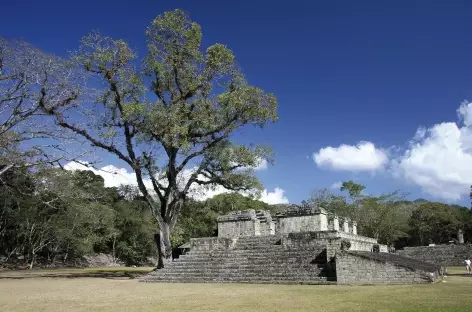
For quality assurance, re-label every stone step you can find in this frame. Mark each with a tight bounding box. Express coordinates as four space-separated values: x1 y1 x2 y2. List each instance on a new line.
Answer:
142 236 332 285
189 246 319 252
150 271 324 278
177 254 320 260
144 277 329 283
170 261 321 268
185 250 322 257
171 262 321 268
144 273 328 279
145 275 327 280
168 259 320 267
166 266 324 272
141 276 334 285
175 257 323 263
154 263 325 271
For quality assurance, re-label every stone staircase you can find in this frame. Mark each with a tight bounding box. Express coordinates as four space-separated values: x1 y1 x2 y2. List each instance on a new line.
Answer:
141 236 335 284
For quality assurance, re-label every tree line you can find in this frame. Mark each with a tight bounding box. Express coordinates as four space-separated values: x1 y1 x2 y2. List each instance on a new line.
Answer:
0 167 273 268
306 181 472 248
1 165 470 269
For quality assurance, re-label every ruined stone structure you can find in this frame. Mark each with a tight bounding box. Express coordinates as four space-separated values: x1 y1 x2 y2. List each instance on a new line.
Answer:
217 210 275 238
397 244 472 266
142 206 440 285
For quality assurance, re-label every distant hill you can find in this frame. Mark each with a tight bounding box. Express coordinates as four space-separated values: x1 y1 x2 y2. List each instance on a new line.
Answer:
412 198 428 204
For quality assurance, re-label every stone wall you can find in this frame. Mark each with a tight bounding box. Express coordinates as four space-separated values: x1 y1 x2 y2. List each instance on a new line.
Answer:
276 206 328 234
280 230 388 260
278 215 327 234
218 219 259 237
336 251 440 285
397 244 472 266
217 210 274 238
190 237 237 251
336 232 388 253
282 232 332 248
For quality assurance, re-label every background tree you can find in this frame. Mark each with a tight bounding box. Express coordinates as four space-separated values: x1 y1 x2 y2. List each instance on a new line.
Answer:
409 202 462 245
39 9 277 267
0 167 159 268
308 181 412 245
356 192 411 245
0 38 80 178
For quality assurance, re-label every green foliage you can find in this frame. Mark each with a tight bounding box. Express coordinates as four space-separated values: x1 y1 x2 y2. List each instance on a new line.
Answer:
340 180 365 198
409 202 462 245
112 200 157 265
0 168 157 268
309 183 412 245
308 181 472 246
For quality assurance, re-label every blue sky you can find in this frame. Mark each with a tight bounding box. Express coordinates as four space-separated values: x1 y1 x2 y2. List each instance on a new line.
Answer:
3 0 472 206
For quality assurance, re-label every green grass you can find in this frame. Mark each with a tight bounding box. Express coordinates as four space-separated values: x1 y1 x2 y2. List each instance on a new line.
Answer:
0 267 471 311
446 266 472 276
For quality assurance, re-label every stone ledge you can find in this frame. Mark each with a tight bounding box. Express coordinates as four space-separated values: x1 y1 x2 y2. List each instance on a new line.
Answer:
276 205 327 218
217 210 257 222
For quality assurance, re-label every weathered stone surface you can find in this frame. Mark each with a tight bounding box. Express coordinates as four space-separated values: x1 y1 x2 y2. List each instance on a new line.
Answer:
190 237 238 251
217 210 274 238
141 236 334 285
336 251 440 285
275 206 329 234
397 244 472 266
217 210 257 222
275 205 327 217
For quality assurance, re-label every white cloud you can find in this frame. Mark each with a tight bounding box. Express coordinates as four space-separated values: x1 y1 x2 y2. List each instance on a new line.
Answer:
330 181 342 190
310 102 472 201
391 103 472 201
457 100 472 127
313 141 388 172
64 162 149 188
258 187 289 204
254 158 268 171
64 161 287 204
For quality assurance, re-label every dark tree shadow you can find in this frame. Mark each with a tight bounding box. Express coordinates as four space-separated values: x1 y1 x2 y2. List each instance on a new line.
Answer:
0 270 151 280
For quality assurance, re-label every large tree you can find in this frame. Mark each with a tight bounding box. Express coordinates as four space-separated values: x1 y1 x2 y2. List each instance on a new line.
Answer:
39 9 277 267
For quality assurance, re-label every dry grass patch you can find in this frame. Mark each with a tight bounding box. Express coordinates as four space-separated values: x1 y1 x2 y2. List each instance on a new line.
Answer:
0 274 471 312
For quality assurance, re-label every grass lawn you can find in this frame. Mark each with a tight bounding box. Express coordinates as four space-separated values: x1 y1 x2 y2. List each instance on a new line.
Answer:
0 267 471 312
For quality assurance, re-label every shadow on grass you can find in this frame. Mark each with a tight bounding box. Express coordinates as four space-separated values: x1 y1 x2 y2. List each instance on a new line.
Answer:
447 273 472 277
0 270 152 280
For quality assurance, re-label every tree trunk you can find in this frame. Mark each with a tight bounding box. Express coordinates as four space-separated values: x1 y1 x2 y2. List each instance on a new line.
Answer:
156 221 172 269
112 236 116 263
63 243 70 263
29 254 35 270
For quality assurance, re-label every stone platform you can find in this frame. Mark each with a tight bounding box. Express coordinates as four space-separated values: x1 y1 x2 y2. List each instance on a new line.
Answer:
142 235 335 284
142 207 440 285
